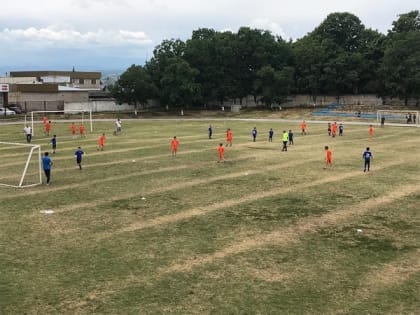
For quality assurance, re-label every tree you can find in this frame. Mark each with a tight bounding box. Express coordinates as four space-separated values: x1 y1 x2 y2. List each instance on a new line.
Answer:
184 28 219 106
391 10 420 33
294 12 375 96
159 57 201 108
381 30 420 104
110 65 157 114
145 39 186 95
254 65 294 107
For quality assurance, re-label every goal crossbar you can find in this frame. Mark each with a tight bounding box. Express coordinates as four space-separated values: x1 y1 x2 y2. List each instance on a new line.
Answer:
377 110 419 127
28 110 93 136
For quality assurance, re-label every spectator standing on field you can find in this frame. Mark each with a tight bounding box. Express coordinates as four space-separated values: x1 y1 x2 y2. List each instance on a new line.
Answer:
208 125 213 139
75 146 84 170
42 152 52 185
363 147 373 172
24 125 32 143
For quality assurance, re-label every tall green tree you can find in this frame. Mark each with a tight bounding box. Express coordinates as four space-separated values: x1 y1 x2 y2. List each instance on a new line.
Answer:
145 39 186 96
110 64 157 114
184 28 219 106
159 57 201 108
254 65 294 107
293 12 380 96
381 12 420 104
391 10 420 33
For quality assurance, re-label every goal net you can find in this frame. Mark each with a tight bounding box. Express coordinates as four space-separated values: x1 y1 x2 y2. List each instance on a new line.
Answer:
0 142 42 188
28 110 93 136
377 110 419 127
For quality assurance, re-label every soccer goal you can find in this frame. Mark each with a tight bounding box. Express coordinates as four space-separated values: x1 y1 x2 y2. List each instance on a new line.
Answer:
28 110 93 136
0 142 42 188
377 110 419 127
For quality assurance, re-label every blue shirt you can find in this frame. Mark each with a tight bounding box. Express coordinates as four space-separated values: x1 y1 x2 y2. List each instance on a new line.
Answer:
75 149 84 160
42 156 52 170
363 151 372 161
51 137 57 146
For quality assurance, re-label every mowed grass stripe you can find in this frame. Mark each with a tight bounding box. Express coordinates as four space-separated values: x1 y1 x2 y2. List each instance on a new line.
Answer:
158 181 420 275
55 136 419 216
334 249 420 314
67 181 420 310
92 155 417 239
3 125 414 199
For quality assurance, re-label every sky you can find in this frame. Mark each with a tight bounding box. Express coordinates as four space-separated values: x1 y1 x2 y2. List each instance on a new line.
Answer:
0 0 418 74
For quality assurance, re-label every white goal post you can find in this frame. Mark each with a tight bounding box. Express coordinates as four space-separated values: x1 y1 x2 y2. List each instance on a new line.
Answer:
377 110 419 127
27 110 93 136
0 142 42 188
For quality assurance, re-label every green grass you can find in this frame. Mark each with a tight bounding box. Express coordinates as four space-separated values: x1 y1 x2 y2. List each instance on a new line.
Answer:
0 116 419 314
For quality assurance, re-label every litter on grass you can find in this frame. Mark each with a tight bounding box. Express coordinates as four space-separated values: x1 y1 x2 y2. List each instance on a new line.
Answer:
40 209 54 214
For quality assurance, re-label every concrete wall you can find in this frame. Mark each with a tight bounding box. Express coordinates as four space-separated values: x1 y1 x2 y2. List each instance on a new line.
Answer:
65 101 136 112
208 94 386 108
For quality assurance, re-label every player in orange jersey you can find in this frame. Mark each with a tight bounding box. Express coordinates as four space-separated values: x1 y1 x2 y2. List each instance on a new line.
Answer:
226 128 233 147
45 120 51 136
98 133 106 151
171 136 179 157
217 143 225 162
331 122 337 137
324 145 332 169
368 124 374 140
79 123 85 137
301 120 307 135
70 122 77 138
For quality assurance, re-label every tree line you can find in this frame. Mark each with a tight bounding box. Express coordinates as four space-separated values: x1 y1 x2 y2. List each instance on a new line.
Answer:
110 11 420 109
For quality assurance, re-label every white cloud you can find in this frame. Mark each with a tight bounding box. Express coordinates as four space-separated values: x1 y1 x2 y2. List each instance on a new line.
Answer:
0 0 418 71
0 26 153 49
249 18 287 38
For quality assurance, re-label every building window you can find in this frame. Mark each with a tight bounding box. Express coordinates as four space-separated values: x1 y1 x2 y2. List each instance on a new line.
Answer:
92 79 96 84
79 79 84 84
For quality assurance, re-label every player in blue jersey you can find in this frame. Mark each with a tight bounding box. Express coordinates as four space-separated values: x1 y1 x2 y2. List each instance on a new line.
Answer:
42 152 53 185
51 135 57 154
252 127 257 142
75 146 84 170
268 128 274 142
363 147 373 172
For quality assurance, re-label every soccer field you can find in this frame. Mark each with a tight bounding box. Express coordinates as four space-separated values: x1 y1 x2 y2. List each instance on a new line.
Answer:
0 118 419 314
